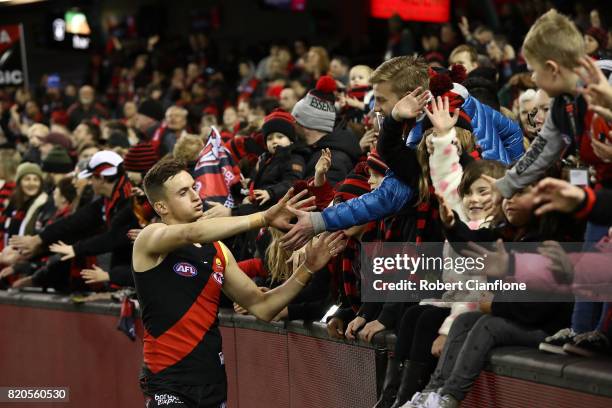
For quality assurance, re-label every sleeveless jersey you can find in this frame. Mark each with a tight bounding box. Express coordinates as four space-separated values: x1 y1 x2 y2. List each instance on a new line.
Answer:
133 241 227 390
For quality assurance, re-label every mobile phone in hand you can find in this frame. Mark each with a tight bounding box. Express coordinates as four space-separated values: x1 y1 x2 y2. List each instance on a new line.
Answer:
375 112 384 131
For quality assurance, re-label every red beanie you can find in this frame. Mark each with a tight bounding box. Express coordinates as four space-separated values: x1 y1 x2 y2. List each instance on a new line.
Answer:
124 141 159 173
262 109 296 141
334 162 371 203
586 27 608 51
424 65 472 132
366 150 389 177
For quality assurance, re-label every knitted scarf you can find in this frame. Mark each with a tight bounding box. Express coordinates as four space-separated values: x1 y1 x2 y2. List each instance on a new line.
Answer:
328 238 362 313
104 175 132 226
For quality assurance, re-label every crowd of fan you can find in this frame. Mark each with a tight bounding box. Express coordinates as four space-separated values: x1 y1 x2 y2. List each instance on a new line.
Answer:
1 7 612 408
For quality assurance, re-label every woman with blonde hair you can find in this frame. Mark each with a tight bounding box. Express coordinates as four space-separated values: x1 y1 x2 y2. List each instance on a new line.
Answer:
233 226 336 321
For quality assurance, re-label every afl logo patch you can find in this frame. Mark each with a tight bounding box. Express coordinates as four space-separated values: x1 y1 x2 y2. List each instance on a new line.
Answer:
173 262 198 277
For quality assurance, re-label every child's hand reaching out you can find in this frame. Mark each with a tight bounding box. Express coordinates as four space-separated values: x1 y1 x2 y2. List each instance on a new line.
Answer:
425 96 459 136
314 148 332 187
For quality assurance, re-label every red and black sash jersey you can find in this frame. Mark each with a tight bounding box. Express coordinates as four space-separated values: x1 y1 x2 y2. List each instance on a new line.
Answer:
133 241 227 387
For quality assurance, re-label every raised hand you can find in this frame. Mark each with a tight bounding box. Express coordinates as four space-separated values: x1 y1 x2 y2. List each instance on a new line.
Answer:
314 148 332 186
461 239 509 278
458 16 471 38
533 177 586 216
8 235 42 258
303 231 346 272
425 96 460 135
253 189 272 205
127 229 142 241
264 188 316 232
576 56 612 111
590 9 601 28
360 128 378 153
391 87 430 121
537 240 574 284
80 265 110 284
49 241 75 261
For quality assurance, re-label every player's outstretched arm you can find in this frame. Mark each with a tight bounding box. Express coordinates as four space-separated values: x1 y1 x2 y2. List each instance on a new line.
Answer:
134 189 314 259
223 232 345 322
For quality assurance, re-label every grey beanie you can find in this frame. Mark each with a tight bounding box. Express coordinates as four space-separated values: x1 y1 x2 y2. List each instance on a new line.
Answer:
291 75 337 133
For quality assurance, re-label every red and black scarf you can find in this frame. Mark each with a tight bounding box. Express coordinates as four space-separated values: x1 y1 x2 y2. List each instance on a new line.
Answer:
328 238 362 313
415 186 439 245
104 175 132 225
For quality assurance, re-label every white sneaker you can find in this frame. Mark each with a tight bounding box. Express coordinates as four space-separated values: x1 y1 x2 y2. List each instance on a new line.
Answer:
423 391 441 408
436 394 459 408
399 391 431 407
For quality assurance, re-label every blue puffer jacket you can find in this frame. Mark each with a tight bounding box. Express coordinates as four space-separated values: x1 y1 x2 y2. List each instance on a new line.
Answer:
321 170 412 231
318 89 524 231
462 95 524 163
407 86 524 164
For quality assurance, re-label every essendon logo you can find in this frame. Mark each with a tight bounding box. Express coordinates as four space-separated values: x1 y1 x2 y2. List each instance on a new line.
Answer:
173 262 198 277
213 256 224 273
212 271 224 286
211 256 224 285
309 96 334 112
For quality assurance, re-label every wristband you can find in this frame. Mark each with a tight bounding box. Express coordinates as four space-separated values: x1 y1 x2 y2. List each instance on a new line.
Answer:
574 187 595 219
293 263 314 287
298 263 315 275
247 212 267 229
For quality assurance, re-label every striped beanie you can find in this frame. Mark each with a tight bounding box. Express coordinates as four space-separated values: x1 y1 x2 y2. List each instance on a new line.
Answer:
333 161 371 203
422 65 472 132
123 141 159 173
292 75 337 133
262 110 296 141
366 150 388 177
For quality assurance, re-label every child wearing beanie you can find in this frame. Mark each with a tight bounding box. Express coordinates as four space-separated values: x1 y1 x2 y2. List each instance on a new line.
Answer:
241 110 307 209
366 149 388 190
584 26 609 59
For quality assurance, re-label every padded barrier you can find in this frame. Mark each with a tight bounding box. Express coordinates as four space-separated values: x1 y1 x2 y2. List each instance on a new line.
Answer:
1 290 612 407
